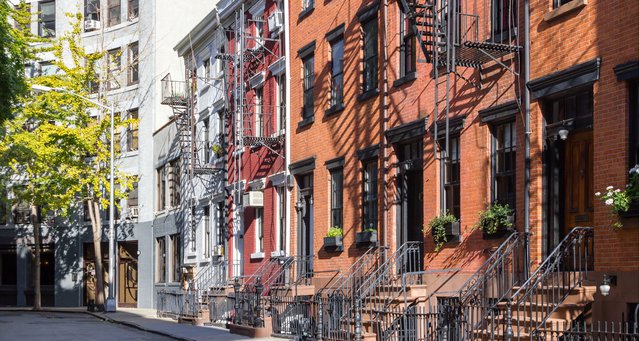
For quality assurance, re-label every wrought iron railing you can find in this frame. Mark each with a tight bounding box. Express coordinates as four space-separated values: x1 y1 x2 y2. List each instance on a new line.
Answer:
270 295 316 338
537 320 639 340
161 74 188 106
507 227 594 340
192 258 227 293
156 289 199 319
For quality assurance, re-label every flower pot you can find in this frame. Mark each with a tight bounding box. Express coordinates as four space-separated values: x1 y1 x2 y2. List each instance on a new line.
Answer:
355 231 378 248
323 236 343 252
482 215 515 240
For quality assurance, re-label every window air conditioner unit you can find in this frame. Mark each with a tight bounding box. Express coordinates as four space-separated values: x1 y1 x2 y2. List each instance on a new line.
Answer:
268 12 283 36
129 207 139 218
84 20 101 31
243 191 263 207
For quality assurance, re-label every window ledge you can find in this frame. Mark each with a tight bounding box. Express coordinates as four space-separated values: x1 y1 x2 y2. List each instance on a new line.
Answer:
298 6 314 21
393 72 417 88
250 252 265 259
298 116 315 129
357 88 380 102
544 0 587 22
324 103 345 118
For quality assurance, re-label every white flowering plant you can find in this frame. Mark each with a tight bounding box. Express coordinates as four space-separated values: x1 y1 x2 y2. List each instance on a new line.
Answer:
596 164 639 229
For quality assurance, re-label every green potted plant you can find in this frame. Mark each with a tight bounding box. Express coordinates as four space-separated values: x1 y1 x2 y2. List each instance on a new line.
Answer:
428 212 459 252
477 203 514 239
355 227 378 248
598 164 639 227
323 226 343 251
211 143 225 158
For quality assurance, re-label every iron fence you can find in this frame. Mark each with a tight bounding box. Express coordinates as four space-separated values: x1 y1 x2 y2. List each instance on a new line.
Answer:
270 295 316 338
156 289 199 319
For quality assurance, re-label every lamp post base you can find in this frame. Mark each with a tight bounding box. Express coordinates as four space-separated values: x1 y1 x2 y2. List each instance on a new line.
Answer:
105 298 116 312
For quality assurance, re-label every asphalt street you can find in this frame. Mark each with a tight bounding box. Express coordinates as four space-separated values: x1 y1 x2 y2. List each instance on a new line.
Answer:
0 311 173 341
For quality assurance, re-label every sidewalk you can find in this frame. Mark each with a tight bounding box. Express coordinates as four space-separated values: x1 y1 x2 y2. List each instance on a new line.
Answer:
0 307 285 341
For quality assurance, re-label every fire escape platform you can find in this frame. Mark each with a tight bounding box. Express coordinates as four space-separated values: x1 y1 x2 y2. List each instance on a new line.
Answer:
243 135 284 147
440 41 521 68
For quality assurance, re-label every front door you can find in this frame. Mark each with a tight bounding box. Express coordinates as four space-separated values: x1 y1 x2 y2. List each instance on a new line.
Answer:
117 242 138 307
297 174 313 277
563 130 594 234
397 141 424 272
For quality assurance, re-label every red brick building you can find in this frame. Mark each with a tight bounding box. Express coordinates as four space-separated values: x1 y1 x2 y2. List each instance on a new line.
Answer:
289 0 638 322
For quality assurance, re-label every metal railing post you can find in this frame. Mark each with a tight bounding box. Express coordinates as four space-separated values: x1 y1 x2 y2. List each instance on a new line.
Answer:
233 278 241 325
355 297 363 341
505 302 513 341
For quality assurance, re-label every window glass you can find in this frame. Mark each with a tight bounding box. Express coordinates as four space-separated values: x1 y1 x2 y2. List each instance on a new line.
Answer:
443 136 461 218
362 17 378 92
363 159 378 230
107 0 121 27
302 56 314 119
330 168 343 228
493 121 516 209
399 10 415 77
128 42 139 85
330 38 344 108
128 0 139 20
85 0 100 21
156 237 166 283
39 1 55 38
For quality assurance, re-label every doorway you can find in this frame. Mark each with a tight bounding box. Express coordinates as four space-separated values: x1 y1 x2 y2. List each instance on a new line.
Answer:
117 241 138 307
296 173 313 277
396 140 424 272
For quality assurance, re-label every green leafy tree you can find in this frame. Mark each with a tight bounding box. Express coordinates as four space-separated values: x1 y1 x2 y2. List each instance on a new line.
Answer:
0 0 32 122
0 12 135 310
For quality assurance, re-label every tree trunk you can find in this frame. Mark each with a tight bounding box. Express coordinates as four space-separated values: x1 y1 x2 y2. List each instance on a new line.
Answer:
88 198 105 311
30 204 41 311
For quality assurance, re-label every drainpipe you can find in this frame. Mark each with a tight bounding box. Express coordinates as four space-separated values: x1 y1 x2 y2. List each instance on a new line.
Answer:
523 0 531 280
283 0 292 258
381 0 389 248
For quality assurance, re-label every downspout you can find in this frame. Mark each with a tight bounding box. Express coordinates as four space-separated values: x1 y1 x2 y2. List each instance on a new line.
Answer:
284 0 292 256
381 0 389 248
523 0 531 279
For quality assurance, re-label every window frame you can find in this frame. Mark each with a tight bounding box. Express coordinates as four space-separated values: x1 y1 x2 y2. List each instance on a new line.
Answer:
362 159 378 231
361 15 379 94
255 87 263 137
442 135 461 219
255 207 264 253
276 73 286 133
399 10 416 78
302 55 315 120
156 237 166 283
128 0 139 20
107 0 121 27
491 120 517 210
157 166 166 211
330 168 344 229
107 48 121 90
276 186 286 252
127 42 139 85
84 0 100 21
168 160 180 207
38 0 56 38
126 109 138 152
170 234 181 283
629 81 639 168
203 206 211 258
492 0 517 41
329 37 345 109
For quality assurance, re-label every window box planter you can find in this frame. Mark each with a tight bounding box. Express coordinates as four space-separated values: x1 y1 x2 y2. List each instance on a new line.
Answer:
433 221 461 244
482 215 515 239
323 236 343 252
618 201 639 219
355 231 378 248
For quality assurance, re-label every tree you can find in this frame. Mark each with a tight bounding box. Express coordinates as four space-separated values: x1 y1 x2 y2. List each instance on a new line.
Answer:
0 0 31 122
0 12 135 310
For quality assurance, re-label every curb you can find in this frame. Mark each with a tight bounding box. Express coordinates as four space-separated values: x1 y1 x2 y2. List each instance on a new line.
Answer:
0 308 193 341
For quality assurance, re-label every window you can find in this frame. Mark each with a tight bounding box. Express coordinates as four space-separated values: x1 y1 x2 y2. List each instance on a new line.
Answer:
85 0 100 21
38 1 55 38
169 160 180 207
302 0 314 12
492 121 516 209
0 253 17 285
0 192 7 225
39 61 59 76
629 81 639 167
156 237 166 283
170 234 181 282
83 200 91 222
128 42 139 85
443 136 460 219
216 202 225 247
107 48 122 90
254 15 264 48
113 125 122 153
399 10 416 77
37 249 54 286
204 206 211 258
330 38 344 109
203 58 210 80
128 0 139 20
255 208 264 253
553 0 572 8
128 182 138 210
492 0 516 40
277 187 286 252
255 87 263 137
126 109 138 151
203 118 210 164
302 55 314 119
545 89 593 124
12 202 31 224
13 3 31 32
363 159 378 230
107 0 121 27
276 74 286 132
157 166 166 211
362 16 378 93
330 168 343 229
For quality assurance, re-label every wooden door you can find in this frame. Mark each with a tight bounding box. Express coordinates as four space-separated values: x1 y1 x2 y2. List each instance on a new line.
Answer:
563 130 594 235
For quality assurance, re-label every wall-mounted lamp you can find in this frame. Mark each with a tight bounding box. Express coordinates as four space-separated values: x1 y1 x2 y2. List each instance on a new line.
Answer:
558 128 570 141
599 274 617 296
295 200 304 212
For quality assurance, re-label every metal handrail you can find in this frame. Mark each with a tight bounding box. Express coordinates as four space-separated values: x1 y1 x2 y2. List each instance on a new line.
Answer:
508 226 594 339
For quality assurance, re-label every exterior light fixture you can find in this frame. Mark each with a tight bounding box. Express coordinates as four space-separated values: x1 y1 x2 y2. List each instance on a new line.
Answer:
558 128 569 140
599 274 617 296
